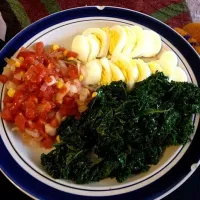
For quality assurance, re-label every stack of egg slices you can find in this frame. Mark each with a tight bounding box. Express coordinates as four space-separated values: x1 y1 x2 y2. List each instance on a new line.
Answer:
71 25 187 89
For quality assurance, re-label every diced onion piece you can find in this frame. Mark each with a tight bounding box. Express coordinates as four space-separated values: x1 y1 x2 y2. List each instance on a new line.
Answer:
14 73 22 80
79 88 90 102
69 85 78 94
40 83 48 91
56 111 62 123
5 81 16 90
25 128 40 138
45 124 57 136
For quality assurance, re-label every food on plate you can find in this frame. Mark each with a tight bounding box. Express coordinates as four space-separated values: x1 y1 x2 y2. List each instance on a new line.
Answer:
148 61 163 74
169 67 188 82
71 25 162 61
99 57 112 85
122 26 136 55
0 24 195 184
135 59 151 82
82 59 102 85
0 42 92 148
157 51 178 76
109 25 127 55
41 73 200 184
87 34 100 61
109 60 125 82
71 35 90 63
82 28 110 58
142 30 162 57
111 53 139 89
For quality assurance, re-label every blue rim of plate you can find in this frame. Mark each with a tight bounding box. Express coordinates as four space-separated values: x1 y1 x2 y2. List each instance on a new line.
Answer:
0 6 200 200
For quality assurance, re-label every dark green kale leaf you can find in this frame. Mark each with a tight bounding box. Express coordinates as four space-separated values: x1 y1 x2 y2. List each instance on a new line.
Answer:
41 72 200 184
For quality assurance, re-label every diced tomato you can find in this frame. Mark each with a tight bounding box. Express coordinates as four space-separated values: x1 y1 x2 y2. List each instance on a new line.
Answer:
12 78 21 85
35 42 44 54
26 95 38 104
1 42 83 148
25 108 36 120
35 119 46 136
0 75 8 83
15 113 26 131
63 96 77 108
50 118 59 128
67 65 78 80
24 56 35 66
41 137 54 149
47 63 56 75
59 103 78 117
39 86 55 100
36 102 52 115
17 50 36 60
66 51 78 58
3 95 13 104
47 110 56 122
9 91 26 113
24 64 47 84
1 108 13 122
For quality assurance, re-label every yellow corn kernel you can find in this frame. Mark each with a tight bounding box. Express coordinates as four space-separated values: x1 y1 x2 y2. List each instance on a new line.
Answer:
63 50 68 56
67 57 74 61
79 75 84 81
52 44 59 51
19 57 24 62
56 135 61 143
56 79 64 89
92 92 97 98
7 88 16 97
15 61 21 67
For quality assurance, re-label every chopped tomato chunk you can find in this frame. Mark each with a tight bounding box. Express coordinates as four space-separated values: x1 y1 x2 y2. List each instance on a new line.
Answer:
15 113 26 131
66 51 78 58
35 42 44 54
41 137 53 149
0 75 8 83
1 108 13 122
1 42 86 148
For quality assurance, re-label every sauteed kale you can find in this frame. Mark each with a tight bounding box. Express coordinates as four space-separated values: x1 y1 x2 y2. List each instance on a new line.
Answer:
41 72 200 184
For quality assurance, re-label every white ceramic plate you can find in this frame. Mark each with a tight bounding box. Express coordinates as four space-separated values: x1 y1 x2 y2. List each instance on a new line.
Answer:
0 6 200 199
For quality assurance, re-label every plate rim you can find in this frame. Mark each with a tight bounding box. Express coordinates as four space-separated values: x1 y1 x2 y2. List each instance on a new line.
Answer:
0 5 200 199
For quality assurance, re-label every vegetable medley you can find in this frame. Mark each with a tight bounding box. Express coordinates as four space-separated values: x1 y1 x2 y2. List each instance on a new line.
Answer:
0 42 93 148
1 24 200 184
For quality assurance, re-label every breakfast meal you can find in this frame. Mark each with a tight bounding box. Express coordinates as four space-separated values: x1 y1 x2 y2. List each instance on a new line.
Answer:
1 24 200 184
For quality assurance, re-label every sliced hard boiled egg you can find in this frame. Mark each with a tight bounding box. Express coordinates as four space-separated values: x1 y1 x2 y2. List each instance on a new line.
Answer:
130 26 145 58
82 59 102 85
169 67 187 82
87 34 100 61
151 31 162 57
148 61 163 74
109 25 127 55
142 30 162 57
99 57 112 85
158 51 178 76
159 51 178 67
109 60 125 82
71 35 90 63
82 28 110 57
135 59 151 82
122 26 136 55
111 53 139 89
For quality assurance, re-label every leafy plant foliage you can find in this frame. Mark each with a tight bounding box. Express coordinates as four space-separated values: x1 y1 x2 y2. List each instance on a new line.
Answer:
41 73 200 184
